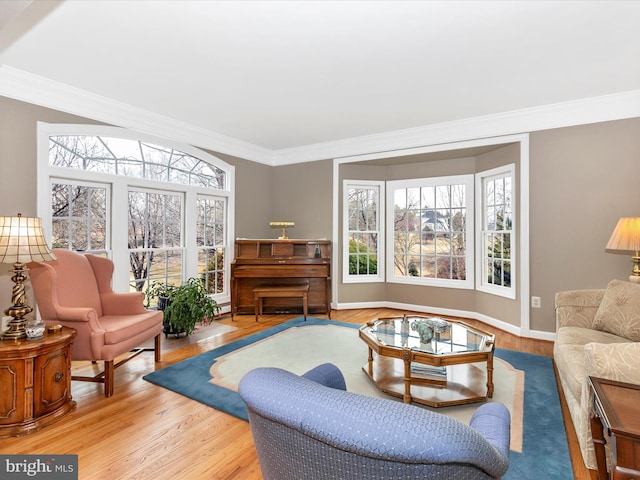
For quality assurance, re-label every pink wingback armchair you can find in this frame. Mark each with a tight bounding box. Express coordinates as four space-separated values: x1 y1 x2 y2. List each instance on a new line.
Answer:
29 249 163 397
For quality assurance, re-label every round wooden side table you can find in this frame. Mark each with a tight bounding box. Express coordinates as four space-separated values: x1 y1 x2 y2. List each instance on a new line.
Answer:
0 326 77 437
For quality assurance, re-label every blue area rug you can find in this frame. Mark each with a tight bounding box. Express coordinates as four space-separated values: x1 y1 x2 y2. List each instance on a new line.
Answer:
143 317 572 479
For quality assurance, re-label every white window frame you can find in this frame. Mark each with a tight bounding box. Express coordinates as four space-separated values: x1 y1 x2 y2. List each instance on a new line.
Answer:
386 175 474 289
475 164 516 299
36 122 235 306
49 178 111 254
196 193 228 295
127 186 186 293
342 180 385 283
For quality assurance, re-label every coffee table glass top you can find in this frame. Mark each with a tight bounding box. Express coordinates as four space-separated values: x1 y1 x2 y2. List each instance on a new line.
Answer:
364 315 492 355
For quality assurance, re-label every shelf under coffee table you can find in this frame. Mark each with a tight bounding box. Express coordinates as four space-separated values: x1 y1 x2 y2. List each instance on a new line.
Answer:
359 315 495 408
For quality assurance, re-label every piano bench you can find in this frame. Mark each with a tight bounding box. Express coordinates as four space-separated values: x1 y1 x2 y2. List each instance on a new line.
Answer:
253 284 310 322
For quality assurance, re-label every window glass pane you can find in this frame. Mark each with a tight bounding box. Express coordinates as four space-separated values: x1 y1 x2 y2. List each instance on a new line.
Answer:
451 184 466 208
438 257 452 279
452 256 466 279
50 182 108 254
134 249 183 302
392 180 468 282
197 196 226 293
436 186 451 209
50 135 226 189
199 248 224 294
480 169 514 290
394 189 407 209
503 233 511 260
347 184 380 277
486 179 495 206
128 190 183 293
421 186 435 209
421 256 433 277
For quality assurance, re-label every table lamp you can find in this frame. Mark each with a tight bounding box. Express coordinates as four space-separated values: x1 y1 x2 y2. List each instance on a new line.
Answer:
605 217 640 284
270 221 295 240
0 214 56 339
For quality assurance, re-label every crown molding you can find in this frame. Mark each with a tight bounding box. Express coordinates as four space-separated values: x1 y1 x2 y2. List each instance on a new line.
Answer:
0 65 275 165
274 89 640 165
2 65 639 166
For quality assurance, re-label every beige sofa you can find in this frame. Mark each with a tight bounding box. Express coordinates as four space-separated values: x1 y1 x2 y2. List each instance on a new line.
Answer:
554 279 640 471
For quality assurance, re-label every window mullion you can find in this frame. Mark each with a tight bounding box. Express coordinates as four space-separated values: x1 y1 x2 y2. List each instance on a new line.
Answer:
184 189 198 279
111 180 129 292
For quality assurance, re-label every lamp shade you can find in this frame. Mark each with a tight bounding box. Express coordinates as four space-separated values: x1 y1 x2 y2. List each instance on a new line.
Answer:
606 217 640 253
0 215 57 264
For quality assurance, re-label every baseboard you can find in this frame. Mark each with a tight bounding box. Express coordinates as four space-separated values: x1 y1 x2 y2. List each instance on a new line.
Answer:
333 300 556 341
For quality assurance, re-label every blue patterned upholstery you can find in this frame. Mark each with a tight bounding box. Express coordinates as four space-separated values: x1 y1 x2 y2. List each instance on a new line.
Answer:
238 363 510 479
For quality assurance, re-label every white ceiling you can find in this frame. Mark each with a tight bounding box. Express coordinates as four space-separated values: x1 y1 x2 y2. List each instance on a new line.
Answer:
1 0 640 165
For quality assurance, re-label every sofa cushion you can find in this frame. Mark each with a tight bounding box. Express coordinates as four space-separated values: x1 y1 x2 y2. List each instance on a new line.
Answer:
101 312 163 345
555 325 627 347
594 280 640 341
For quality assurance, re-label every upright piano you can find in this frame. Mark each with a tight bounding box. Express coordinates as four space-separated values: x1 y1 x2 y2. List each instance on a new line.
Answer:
231 239 331 318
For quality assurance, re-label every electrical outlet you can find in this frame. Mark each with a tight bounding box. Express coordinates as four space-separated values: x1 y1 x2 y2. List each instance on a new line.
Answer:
531 296 541 308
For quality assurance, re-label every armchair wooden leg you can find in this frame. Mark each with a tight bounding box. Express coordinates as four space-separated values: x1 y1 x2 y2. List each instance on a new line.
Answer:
154 334 161 362
104 360 115 397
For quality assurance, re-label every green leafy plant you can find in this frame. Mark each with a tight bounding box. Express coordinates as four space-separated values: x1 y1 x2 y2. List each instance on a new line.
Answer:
348 239 378 275
147 278 220 335
163 277 220 335
147 281 178 309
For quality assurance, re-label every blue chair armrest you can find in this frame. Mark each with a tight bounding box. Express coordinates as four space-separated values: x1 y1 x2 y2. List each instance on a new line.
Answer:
470 402 511 460
301 362 347 390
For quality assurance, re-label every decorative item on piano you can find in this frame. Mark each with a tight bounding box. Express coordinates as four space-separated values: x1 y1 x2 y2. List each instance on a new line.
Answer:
269 221 295 239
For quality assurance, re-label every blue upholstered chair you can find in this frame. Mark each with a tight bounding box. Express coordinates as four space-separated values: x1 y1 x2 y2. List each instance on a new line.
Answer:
238 363 510 480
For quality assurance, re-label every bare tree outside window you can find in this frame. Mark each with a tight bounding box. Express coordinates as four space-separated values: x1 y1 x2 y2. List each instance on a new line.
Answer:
392 182 467 281
51 183 108 253
128 191 183 295
50 136 225 189
483 174 512 288
393 187 421 276
47 133 230 303
197 196 226 294
347 186 379 276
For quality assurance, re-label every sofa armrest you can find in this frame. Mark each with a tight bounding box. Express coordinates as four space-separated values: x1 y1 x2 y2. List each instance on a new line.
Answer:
577 342 640 469
470 402 511 460
555 289 605 329
584 342 640 382
301 363 347 391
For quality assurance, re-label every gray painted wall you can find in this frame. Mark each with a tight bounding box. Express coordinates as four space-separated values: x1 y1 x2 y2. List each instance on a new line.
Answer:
1 96 639 335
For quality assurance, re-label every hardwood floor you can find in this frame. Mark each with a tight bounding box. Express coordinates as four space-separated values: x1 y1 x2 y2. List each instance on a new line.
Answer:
0 308 593 479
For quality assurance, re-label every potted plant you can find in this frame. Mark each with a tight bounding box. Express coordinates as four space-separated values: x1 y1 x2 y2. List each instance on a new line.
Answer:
160 277 220 337
147 281 178 311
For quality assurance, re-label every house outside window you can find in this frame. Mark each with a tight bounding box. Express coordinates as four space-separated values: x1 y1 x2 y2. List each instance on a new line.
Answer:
38 123 234 306
387 175 474 289
476 164 516 298
343 180 384 283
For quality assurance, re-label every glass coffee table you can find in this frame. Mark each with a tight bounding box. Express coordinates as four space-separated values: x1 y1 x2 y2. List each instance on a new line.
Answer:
359 315 495 408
